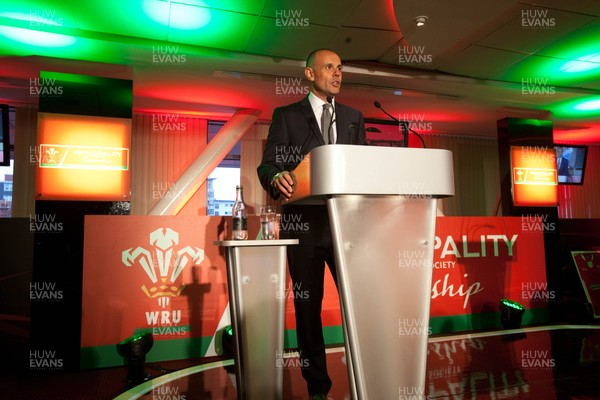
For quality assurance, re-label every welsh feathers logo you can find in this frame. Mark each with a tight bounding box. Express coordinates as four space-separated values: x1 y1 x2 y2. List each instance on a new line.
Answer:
121 227 204 300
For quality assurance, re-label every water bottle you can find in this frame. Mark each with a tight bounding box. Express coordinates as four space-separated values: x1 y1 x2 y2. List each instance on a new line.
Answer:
232 185 248 240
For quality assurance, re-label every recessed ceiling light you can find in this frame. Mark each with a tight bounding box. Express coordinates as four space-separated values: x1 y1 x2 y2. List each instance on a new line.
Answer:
413 16 428 27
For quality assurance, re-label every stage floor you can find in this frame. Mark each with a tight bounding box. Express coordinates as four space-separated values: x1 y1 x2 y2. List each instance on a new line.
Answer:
3 325 600 399
115 325 600 400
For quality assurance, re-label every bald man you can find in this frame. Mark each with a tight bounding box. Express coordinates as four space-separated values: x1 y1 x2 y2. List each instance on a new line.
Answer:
257 49 366 399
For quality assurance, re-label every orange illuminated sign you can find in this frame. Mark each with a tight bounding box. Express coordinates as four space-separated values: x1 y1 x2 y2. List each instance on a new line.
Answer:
510 146 558 207
36 112 131 201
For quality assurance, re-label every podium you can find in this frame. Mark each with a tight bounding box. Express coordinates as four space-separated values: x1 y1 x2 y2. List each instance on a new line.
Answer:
289 145 454 400
214 239 298 400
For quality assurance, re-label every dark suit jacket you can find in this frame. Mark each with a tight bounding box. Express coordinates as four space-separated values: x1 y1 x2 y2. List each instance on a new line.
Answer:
257 96 366 245
557 156 570 177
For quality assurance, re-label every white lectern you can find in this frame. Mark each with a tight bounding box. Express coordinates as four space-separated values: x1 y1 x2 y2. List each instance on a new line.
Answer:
289 145 454 400
214 239 298 400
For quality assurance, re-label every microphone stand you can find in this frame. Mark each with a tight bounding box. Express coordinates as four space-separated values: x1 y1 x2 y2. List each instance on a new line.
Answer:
373 101 427 148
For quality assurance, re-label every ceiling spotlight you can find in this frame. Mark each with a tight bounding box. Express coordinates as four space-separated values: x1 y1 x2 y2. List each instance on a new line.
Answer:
414 16 428 27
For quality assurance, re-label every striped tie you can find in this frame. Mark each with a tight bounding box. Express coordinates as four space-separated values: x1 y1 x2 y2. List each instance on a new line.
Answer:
322 103 332 144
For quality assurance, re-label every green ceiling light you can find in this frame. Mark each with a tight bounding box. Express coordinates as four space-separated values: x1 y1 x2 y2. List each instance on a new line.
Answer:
573 99 600 111
547 97 600 119
560 52 600 73
143 0 211 30
169 3 211 30
497 22 600 85
142 0 171 26
0 11 62 26
0 25 76 47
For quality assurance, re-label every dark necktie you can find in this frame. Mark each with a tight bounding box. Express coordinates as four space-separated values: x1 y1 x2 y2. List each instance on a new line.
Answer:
322 103 333 144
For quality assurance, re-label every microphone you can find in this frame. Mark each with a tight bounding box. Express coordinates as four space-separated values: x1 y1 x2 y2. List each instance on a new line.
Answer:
326 96 336 144
373 101 426 148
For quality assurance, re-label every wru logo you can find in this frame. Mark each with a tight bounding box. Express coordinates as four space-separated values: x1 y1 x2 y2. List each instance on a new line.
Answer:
121 228 204 299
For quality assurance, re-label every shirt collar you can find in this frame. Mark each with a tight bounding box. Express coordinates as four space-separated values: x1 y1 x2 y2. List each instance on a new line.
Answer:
308 91 334 111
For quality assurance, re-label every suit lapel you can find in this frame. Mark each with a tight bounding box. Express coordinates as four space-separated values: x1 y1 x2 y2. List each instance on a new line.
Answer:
335 104 352 144
300 97 325 146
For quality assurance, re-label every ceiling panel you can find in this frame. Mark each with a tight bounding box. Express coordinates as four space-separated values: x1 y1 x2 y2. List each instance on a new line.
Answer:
530 0 600 16
261 0 360 27
327 27 403 61
491 20 600 88
72 0 169 41
534 19 600 58
438 46 529 80
388 0 522 68
171 0 268 15
341 0 400 31
166 5 259 52
245 17 338 59
476 8 594 54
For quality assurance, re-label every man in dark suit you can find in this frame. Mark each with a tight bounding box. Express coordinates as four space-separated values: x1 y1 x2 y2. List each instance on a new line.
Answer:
556 147 570 182
257 49 366 399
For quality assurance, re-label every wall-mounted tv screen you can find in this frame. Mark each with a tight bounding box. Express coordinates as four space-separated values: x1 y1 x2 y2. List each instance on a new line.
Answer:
35 112 131 201
554 144 587 185
0 104 9 166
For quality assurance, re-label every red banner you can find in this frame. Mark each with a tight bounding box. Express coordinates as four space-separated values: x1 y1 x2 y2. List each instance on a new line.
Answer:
82 215 230 348
82 216 548 367
430 216 548 317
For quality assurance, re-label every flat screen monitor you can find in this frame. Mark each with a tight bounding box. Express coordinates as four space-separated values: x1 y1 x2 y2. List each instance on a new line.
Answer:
555 144 587 185
0 104 9 166
35 112 131 201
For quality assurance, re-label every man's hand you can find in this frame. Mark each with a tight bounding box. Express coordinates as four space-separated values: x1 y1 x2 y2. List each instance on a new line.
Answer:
272 171 296 200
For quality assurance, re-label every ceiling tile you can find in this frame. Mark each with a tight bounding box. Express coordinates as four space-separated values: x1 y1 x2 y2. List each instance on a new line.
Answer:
171 0 268 15
328 27 403 61
341 0 400 31
72 0 169 41
167 6 259 52
477 8 594 54
438 45 529 79
245 17 338 60
261 0 359 27
526 0 600 16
